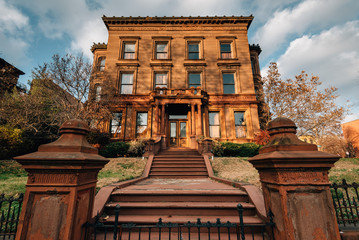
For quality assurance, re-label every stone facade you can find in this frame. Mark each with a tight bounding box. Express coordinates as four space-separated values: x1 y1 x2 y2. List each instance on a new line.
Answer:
342 119 359 156
91 16 264 148
0 57 25 96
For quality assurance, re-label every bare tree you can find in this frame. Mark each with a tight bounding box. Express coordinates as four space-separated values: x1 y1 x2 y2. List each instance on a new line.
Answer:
263 62 349 142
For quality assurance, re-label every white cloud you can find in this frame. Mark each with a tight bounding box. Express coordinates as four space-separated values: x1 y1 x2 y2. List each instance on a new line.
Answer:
262 21 359 122
254 0 359 59
0 0 30 64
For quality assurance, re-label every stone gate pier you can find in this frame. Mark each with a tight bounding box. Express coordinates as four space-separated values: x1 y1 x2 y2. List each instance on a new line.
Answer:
249 117 341 240
14 120 108 240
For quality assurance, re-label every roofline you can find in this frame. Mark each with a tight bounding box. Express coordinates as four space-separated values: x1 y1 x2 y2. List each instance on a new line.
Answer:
102 15 254 30
0 58 25 75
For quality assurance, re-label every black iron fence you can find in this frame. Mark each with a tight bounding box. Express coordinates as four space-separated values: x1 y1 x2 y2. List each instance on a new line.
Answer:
0 193 24 240
82 204 275 240
330 179 359 228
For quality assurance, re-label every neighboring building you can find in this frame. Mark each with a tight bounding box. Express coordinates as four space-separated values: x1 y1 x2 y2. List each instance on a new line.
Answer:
0 58 25 95
342 119 359 156
91 16 266 148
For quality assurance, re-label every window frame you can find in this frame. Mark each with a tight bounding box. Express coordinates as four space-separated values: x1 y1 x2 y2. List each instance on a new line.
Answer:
136 111 148 137
155 42 169 60
208 111 221 138
119 72 135 94
234 111 247 138
216 36 237 60
222 72 236 94
110 112 123 136
98 57 106 71
95 84 101 102
188 72 201 89
122 42 136 59
152 36 172 60
119 36 140 60
154 72 169 89
184 37 204 60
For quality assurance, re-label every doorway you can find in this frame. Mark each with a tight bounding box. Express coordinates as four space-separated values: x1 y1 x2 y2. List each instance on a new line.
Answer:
169 120 187 147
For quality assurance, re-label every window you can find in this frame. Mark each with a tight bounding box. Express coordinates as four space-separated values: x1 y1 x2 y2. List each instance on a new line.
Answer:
95 85 101 102
223 73 235 94
155 73 168 88
188 73 201 88
156 43 168 59
220 43 232 59
209 112 220 138
136 112 148 136
188 43 199 59
234 111 246 138
120 73 134 94
111 112 122 135
180 122 187 137
123 42 136 59
98 57 106 71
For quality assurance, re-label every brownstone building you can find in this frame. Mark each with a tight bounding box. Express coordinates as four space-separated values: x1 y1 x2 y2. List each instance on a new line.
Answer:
91 16 265 148
0 57 25 96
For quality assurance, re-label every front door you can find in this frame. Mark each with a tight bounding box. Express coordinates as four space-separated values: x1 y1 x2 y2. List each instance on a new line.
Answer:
169 120 187 147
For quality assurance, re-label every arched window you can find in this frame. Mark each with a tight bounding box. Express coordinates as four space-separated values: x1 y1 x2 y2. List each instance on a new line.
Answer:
98 57 106 71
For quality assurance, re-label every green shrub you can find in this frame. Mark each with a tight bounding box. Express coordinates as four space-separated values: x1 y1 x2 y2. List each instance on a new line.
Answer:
212 142 261 157
128 139 147 157
86 129 110 146
99 142 130 158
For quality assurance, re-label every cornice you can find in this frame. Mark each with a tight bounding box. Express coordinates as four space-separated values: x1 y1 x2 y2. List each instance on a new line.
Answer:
102 15 254 30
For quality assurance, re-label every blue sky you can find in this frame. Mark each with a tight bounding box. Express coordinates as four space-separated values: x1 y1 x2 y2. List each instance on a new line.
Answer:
1 0 358 122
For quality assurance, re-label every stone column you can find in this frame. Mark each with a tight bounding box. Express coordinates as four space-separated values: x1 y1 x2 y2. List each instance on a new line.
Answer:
197 103 203 136
154 103 159 136
191 104 196 135
14 119 108 240
160 104 167 149
249 117 341 240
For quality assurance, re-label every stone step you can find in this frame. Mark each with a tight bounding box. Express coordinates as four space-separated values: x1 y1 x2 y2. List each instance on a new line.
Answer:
154 156 203 159
105 202 255 216
151 167 207 172
152 163 206 167
152 160 205 164
111 190 249 202
149 172 208 177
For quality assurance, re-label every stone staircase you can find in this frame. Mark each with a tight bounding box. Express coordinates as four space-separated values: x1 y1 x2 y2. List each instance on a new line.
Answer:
149 148 208 178
97 148 266 239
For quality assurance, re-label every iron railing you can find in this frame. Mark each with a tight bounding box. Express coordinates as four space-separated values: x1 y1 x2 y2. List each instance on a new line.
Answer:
82 203 275 240
330 179 359 228
0 193 24 239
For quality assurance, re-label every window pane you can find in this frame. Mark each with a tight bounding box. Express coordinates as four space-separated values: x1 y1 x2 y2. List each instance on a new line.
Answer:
137 112 148 126
234 112 245 126
209 112 219 125
111 112 122 134
156 53 168 59
223 73 234 84
155 73 168 84
122 74 134 84
220 43 231 52
170 122 176 137
156 43 168 52
124 53 135 59
124 43 135 52
169 115 187 119
189 73 201 85
236 126 246 138
180 122 187 137
121 85 133 94
188 44 199 52
95 85 101 101
189 52 199 59
209 126 220 138
223 85 235 94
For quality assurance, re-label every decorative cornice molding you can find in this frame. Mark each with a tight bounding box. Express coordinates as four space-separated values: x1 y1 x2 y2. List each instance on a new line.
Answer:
91 42 107 53
102 15 254 30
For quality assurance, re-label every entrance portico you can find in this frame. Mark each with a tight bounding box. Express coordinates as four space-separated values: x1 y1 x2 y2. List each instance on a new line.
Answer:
151 87 208 148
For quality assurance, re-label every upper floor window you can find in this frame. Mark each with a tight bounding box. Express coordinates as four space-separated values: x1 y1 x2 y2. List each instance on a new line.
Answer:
223 73 235 94
156 43 168 59
220 43 232 59
136 112 148 136
209 112 220 138
188 73 201 88
123 42 136 59
95 85 101 102
234 111 246 138
155 73 168 89
111 112 122 135
120 73 134 94
188 43 200 59
98 57 106 71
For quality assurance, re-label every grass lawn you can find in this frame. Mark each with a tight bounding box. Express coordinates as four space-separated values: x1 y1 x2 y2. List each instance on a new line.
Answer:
1 157 358 196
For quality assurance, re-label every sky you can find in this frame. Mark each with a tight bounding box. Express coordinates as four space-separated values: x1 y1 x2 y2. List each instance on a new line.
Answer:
1 0 358 123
